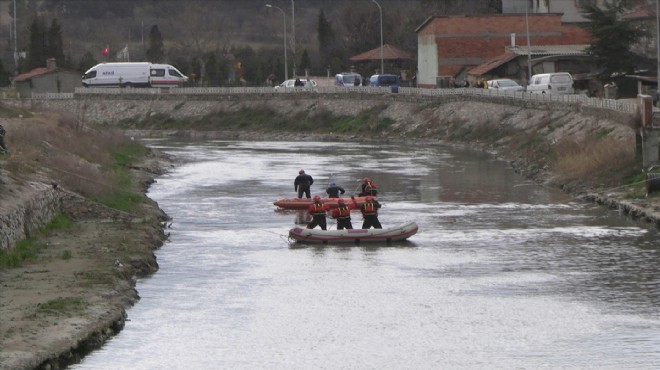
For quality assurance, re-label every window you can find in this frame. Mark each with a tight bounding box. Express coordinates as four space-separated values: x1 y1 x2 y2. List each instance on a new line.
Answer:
550 74 571 83
168 69 184 78
84 71 97 79
150 69 165 77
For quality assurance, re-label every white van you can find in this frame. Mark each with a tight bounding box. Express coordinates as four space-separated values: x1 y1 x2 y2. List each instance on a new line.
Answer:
82 62 188 88
334 72 362 87
527 72 574 94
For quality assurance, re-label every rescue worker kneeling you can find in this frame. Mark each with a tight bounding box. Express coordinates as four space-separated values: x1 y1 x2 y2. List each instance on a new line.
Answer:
307 195 330 230
331 198 358 230
360 196 382 229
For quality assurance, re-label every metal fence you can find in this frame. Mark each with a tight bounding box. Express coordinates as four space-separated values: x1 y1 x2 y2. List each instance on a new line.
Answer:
61 86 637 114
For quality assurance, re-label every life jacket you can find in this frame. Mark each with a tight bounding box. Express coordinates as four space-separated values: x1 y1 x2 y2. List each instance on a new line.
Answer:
362 202 378 216
312 203 326 216
336 205 351 219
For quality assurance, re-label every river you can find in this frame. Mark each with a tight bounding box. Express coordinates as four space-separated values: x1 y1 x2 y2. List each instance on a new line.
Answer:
73 139 660 369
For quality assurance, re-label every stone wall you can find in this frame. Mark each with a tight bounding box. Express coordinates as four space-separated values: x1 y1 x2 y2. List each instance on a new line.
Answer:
0 183 134 252
0 182 62 251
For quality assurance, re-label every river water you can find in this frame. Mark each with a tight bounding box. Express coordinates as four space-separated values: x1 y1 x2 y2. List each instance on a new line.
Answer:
73 140 660 369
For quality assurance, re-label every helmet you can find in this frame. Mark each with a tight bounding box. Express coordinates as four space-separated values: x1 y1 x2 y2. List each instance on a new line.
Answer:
313 195 322 202
363 177 371 182
365 196 374 201
337 199 345 205
299 169 305 174
329 182 336 187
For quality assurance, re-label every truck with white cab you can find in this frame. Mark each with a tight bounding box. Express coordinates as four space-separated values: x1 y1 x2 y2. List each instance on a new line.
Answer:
81 62 188 88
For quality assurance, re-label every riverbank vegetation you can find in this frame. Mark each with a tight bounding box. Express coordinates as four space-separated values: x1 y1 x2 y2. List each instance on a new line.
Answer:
1 108 151 212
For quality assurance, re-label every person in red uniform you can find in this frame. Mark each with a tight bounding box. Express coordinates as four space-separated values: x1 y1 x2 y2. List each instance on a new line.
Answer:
360 195 382 229
307 195 330 230
330 197 358 230
358 177 378 196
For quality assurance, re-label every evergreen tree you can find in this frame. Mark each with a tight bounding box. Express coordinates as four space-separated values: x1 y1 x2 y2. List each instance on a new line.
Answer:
0 59 11 87
317 10 336 69
47 18 65 66
146 25 164 63
78 51 97 73
205 52 219 86
578 0 646 80
299 49 311 73
27 15 47 69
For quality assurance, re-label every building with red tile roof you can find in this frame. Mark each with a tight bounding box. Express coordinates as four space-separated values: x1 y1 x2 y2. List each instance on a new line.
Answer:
14 59 81 98
415 13 591 88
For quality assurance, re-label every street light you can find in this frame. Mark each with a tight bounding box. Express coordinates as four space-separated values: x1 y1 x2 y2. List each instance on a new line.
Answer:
655 0 660 94
525 1 532 82
13 0 18 74
266 4 288 81
291 0 296 77
371 0 384 74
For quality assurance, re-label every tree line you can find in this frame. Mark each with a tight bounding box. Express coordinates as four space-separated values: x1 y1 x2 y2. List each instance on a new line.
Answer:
0 0 648 88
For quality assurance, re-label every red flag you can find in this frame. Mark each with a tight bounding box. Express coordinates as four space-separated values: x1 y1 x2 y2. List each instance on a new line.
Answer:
101 45 109 55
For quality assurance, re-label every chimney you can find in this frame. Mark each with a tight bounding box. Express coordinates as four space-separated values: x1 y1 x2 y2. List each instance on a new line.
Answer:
46 58 57 70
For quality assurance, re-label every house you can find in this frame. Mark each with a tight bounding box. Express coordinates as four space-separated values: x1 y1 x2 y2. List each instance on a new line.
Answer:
415 13 591 88
467 44 594 89
13 58 81 98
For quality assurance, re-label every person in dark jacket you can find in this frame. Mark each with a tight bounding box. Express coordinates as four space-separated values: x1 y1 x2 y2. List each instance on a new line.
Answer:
325 182 346 198
360 195 382 229
307 195 330 230
294 169 314 198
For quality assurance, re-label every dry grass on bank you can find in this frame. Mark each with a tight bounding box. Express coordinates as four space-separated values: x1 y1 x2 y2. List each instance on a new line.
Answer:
1 111 138 200
552 136 638 188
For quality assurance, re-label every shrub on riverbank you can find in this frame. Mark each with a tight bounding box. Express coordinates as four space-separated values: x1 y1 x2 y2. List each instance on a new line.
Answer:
1 112 149 211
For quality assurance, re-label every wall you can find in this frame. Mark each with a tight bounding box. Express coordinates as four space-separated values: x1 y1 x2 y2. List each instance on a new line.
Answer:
416 13 591 86
0 183 62 251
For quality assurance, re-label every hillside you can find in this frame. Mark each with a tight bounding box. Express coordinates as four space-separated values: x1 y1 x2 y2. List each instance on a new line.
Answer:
0 0 500 78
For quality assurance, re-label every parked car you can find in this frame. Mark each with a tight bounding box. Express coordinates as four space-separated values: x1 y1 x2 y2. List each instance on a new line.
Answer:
526 72 574 94
274 79 317 90
334 72 363 87
486 79 524 92
369 74 400 87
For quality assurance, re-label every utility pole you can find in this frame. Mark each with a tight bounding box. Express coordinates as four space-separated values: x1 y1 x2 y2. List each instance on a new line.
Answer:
291 0 296 77
266 4 288 81
525 1 532 82
13 0 18 75
372 0 384 74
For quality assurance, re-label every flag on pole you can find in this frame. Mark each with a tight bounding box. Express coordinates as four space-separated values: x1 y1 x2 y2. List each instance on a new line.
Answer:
101 45 110 55
116 44 129 61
